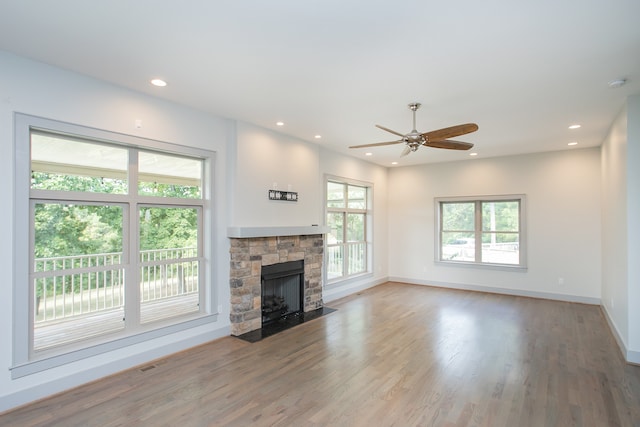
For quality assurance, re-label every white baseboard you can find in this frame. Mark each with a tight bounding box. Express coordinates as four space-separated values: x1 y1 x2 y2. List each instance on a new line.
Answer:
600 303 640 365
389 276 601 305
323 276 387 303
628 350 640 365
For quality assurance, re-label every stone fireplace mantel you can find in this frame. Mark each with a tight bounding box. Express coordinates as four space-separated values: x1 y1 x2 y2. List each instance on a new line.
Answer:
227 225 331 239
227 226 330 336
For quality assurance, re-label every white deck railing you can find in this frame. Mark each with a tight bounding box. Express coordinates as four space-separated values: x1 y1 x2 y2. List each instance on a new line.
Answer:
326 242 366 280
34 248 198 323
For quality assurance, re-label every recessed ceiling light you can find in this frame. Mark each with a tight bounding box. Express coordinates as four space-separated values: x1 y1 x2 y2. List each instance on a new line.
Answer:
568 142 578 146
568 124 581 130
365 152 373 156
469 152 478 156
150 79 167 87
276 122 284 126
314 135 322 139
391 161 398 165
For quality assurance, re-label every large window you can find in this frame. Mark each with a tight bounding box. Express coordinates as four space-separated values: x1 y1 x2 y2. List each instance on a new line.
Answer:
325 178 372 282
14 114 214 371
436 195 526 268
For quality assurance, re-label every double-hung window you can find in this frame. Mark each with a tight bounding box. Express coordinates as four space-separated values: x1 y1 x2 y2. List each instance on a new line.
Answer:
14 114 214 371
325 178 372 282
436 195 526 268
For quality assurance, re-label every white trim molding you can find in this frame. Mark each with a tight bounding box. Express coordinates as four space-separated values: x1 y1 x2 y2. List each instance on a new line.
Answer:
227 225 330 238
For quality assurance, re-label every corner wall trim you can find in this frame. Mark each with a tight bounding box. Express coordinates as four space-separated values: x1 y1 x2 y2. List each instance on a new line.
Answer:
601 304 640 365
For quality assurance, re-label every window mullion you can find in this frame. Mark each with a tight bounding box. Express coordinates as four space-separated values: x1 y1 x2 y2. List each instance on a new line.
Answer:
342 213 349 277
124 150 140 329
475 201 482 262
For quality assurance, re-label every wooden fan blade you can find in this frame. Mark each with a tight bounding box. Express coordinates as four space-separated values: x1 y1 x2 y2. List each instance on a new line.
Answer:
375 124 406 138
423 123 478 142
349 140 403 149
425 139 474 150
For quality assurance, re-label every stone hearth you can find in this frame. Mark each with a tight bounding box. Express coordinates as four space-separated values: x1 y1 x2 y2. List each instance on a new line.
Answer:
229 234 324 336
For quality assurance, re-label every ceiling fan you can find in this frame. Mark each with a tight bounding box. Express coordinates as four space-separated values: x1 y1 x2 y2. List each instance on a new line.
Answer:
349 103 478 156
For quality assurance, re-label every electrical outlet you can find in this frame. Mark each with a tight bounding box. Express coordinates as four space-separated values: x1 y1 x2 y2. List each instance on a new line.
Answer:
558 277 564 285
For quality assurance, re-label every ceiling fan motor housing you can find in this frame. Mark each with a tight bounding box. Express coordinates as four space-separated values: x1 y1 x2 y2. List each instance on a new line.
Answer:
405 131 426 146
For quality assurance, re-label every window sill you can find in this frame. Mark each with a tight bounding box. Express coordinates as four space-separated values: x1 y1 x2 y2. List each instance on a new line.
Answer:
325 271 373 288
435 260 527 272
11 313 217 379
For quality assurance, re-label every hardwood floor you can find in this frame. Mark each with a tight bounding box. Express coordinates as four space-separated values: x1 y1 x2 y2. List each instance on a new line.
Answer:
3 282 640 426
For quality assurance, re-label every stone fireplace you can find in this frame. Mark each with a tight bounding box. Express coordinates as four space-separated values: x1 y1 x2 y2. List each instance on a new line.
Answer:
228 226 330 336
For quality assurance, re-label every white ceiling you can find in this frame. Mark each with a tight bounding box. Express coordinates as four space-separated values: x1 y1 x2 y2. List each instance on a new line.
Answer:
1 0 639 167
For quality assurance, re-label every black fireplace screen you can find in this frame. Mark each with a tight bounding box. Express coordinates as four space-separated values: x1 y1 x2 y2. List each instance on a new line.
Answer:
261 259 304 324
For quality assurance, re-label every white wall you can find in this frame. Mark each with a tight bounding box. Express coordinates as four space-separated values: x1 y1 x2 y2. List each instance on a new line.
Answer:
602 95 640 363
0 51 232 411
388 148 602 302
627 96 640 358
230 122 322 227
601 103 629 352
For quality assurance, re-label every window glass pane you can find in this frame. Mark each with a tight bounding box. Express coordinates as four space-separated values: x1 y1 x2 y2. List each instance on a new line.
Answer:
348 185 366 209
441 232 475 261
347 213 364 242
326 246 343 280
442 202 475 231
481 233 519 264
34 203 123 258
31 132 127 194
327 181 345 208
33 202 124 351
347 243 366 275
139 207 200 323
482 201 519 232
327 212 344 244
138 151 202 199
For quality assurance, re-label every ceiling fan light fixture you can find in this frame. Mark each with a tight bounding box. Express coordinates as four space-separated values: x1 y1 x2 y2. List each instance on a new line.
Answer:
608 78 626 88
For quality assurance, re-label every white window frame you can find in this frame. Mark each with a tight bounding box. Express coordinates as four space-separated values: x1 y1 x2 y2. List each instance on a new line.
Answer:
12 113 218 378
435 195 527 270
324 175 373 285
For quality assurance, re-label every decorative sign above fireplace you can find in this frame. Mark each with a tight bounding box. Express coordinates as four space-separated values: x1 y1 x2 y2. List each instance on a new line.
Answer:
268 189 298 201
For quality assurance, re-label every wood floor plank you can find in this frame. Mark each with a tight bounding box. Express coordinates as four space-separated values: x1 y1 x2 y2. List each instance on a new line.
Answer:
2 282 640 426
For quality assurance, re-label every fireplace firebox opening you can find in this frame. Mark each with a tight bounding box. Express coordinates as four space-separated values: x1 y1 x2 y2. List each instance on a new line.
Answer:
261 259 304 325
